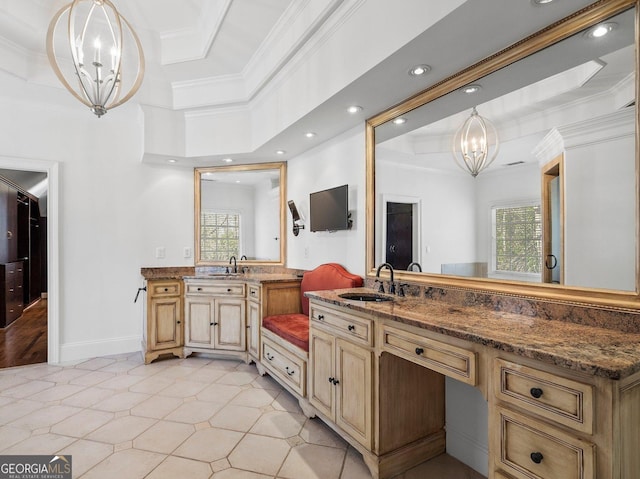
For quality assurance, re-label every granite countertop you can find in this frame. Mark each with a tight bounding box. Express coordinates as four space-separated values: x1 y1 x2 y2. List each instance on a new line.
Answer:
141 267 302 284
306 287 640 380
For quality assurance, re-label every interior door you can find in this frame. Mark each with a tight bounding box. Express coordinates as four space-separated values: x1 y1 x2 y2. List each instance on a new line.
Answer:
542 156 564 284
386 202 413 270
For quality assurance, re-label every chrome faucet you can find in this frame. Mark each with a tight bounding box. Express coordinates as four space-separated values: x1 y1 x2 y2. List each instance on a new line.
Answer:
375 262 395 295
229 256 237 273
407 262 422 272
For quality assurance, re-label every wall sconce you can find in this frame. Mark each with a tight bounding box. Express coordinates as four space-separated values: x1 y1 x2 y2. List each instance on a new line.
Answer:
288 200 305 236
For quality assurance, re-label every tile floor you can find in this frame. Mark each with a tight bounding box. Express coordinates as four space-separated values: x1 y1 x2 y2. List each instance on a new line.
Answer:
0 353 485 478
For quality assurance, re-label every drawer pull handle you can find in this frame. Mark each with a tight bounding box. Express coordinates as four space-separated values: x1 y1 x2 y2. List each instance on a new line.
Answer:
317 314 324 321
328 376 334 383
285 367 295 376
332 378 339 385
176 320 181 324
266 353 274 361
530 387 544 399
530 452 544 464
251 291 256 296
211 322 218 326
197 287 203 291
227 288 232 292
246 325 250 329
415 347 424 356
348 324 355 332
164 288 169 292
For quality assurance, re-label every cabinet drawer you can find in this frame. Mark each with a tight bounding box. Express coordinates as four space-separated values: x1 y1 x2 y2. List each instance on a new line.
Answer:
495 359 593 434
380 324 476 386
247 284 261 301
186 282 245 296
496 407 594 479
150 281 181 296
262 336 306 396
310 304 373 346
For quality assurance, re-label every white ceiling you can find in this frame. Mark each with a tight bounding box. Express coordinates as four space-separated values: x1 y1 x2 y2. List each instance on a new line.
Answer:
0 0 627 165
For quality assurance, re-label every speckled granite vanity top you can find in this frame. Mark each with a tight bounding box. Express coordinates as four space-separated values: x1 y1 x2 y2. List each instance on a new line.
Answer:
141 267 302 283
306 287 640 380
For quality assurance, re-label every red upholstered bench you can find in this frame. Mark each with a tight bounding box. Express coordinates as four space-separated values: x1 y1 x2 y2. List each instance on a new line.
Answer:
262 263 363 352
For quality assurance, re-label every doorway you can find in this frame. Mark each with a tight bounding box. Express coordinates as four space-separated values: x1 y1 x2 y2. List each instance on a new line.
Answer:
542 155 564 284
382 196 421 271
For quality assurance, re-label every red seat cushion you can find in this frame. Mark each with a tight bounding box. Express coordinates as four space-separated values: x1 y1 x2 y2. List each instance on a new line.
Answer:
263 314 309 352
300 263 363 316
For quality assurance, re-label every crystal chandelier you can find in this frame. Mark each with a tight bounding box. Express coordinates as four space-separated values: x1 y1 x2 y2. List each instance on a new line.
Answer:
46 0 145 117
452 107 499 177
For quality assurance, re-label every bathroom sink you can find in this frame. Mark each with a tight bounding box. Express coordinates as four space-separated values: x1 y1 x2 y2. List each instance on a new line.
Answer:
207 272 241 277
338 292 393 302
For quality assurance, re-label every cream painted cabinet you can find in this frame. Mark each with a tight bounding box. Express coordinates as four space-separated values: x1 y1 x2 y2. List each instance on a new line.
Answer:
309 306 373 449
247 284 261 359
184 280 246 359
143 279 184 364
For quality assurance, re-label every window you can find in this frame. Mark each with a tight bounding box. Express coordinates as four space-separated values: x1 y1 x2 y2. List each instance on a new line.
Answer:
492 203 542 275
200 211 240 261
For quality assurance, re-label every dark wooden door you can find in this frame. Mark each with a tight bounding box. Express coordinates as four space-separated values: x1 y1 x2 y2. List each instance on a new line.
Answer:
386 202 413 270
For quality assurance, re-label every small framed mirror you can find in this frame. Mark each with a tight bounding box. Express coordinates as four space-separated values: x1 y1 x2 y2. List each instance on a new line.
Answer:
195 162 286 265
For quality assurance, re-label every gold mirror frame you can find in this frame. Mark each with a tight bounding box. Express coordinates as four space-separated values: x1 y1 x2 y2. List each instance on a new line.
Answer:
366 0 640 309
195 162 287 266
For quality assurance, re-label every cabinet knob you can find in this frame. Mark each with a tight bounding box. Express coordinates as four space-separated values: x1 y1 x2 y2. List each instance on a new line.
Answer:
328 377 334 383
227 288 232 292
211 322 218 326
333 378 339 385
266 353 274 361
164 288 169 292
530 387 543 399
251 291 256 296
347 324 355 332
317 314 324 321
415 347 424 356
285 367 295 376
176 320 181 324
246 325 250 329
530 452 544 464
197 287 203 291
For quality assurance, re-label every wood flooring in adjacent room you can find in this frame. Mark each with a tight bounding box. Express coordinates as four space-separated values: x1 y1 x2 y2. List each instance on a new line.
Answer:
0 298 47 368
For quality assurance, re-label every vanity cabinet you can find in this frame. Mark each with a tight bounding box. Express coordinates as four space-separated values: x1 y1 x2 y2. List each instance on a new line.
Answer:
247 284 261 359
309 304 373 448
184 280 246 358
0 261 24 327
143 279 184 364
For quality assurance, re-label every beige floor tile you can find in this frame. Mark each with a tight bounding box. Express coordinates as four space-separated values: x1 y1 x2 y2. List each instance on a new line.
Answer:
230 388 279 408
130 395 183 419
146 456 213 479
251 373 284 391
42 368 92 383
74 357 117 371
173 427 244 462
86 415 157 444
279 443 346 479
216 371 258 386
14 364 63 380
157 379 208 398
196 383 243 403
1 432 76 455
91 391 150 412
179 356 213 368
340 447 372 479
204 358 243 371
0 399 43 425
401 453 486 479
159 365 199 380
164 399 224 424
209 404 262 432
69 370 116 387
128 361 175 377
55 439 114 477
211 469 273 479
128 375 174 394
81 448 165 479
29 384 87 402
185 367 228 383
249 410 306 438
97 360 144 374
0 396 14 407
2 379 54 398
50 409 114 438
271 391 302 413
9 404 82 430
227 434 290 476
61 387 112 408
299 418 348 449
0 425 32 452
133 420 194 454
0 374 29 390
93 374 144 390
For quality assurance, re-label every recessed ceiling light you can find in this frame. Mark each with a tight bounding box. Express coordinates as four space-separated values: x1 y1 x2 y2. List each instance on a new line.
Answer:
531 0 554 5
409 64 431 76
584 22 617 39
275 150 286 155
462 84 481 94
168 159 177 163
222 158 233 163
305 132 316 138
347 105 363 114
393 118 407 125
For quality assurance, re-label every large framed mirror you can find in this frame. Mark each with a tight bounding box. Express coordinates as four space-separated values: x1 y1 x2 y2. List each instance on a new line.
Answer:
366 0 639 308
195 162 286 266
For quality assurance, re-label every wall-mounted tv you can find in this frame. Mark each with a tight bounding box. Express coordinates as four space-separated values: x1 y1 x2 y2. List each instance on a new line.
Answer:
310 184 350 232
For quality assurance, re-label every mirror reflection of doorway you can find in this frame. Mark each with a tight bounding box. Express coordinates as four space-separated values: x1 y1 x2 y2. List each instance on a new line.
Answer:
385 202 415 270
542 156 564 284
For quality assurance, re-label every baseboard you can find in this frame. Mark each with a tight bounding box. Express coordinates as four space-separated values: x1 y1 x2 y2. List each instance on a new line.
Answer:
58 335 141 363
445 426 489 477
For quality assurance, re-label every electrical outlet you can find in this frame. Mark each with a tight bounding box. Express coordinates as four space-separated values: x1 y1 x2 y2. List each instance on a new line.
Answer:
184 247 192 258
304 246 309 258
155 247 166 259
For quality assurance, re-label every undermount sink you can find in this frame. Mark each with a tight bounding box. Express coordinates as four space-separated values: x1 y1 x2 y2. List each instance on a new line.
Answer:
338 292 393 302
207 272 241 277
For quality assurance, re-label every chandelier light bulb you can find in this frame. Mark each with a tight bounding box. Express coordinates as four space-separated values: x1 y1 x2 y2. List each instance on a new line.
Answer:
46 0 145 117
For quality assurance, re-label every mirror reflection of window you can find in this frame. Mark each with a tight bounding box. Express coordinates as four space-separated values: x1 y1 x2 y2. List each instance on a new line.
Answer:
200 211 240 261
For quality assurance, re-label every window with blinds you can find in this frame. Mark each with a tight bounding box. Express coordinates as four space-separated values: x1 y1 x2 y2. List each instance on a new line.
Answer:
200 211 240 261
492 204 542 274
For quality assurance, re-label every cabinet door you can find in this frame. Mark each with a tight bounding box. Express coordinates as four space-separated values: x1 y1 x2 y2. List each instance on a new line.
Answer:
247 300 260 358
185 296 215 348
309 327 335 419
214 298 246 351
335 338 373 448
150 296 182 350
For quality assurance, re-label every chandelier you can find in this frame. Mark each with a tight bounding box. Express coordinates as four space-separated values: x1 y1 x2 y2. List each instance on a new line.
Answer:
46 0 145 117
452 107 499 177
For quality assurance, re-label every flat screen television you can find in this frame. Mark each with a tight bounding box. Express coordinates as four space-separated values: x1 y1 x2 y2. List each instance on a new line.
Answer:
310 184 350 232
